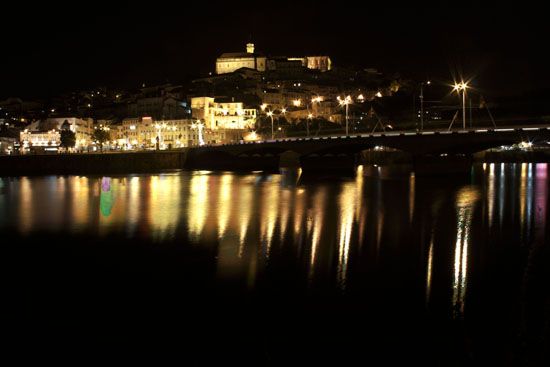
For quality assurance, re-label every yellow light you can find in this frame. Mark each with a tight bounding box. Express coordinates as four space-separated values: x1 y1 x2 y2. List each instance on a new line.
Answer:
260 103 267 111
308 113 313 119
266 111 273 117
375 91 382 98
292 99 301 107
281 108 286 114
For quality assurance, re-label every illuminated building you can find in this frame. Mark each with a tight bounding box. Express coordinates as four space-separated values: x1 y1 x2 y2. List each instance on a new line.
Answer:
191 97 257 130
118 117 241 149
283 56 332 72
215 43 331 74
19 129 60 153
216 43 267 74
120 117 199 149
46 117 94 150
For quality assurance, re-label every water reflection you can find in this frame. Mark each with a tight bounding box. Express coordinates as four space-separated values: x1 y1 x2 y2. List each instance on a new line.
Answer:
0 164 548 300
452 187 480 318
100 177 114 217
188 172 209 241
337 183 355 290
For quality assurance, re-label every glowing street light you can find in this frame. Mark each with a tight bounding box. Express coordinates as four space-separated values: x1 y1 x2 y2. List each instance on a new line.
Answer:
306 113 313 137
281 107 287 114
337 95 353 136
267 110 274 140
191 120 205 146
452 81 469 130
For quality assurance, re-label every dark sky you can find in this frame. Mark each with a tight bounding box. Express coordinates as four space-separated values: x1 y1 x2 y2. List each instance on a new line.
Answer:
1 1 549 99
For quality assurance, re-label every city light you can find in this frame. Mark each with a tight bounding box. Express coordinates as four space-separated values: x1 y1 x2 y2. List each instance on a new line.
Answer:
337 95 352 136
260 103 267 111
292 99 301 107
267 111 274 139
452 81 469 130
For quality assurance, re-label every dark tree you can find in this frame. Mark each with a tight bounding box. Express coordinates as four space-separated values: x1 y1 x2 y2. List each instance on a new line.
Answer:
93 129 110 151
60 130 76 150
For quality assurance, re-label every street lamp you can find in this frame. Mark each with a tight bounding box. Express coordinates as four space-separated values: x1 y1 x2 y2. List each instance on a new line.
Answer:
306 113 313 137
191 120 205 146
419 80 431 131
337 95 352 136
267 111 274 140
452 81 469 130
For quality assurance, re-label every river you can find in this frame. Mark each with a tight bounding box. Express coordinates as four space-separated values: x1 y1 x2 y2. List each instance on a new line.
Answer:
1 163 548 365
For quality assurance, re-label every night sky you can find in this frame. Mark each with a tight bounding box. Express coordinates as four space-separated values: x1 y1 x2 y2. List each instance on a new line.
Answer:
2 1 549 99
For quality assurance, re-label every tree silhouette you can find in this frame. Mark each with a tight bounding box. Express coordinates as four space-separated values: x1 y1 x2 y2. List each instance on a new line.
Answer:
60 130 76 151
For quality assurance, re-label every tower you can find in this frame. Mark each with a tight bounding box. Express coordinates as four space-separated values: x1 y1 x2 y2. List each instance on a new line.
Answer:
246 43 255 54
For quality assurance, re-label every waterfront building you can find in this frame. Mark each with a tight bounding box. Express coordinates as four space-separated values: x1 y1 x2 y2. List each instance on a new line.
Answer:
46 117 94 150
19 129 60 153
120 117 197 149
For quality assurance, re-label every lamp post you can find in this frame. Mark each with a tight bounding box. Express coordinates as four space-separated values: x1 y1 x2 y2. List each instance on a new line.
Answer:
307 113 313 137
191 120 205 146
419 80 431 131
452 82 469 130
337 95 352 136
267 110 274 140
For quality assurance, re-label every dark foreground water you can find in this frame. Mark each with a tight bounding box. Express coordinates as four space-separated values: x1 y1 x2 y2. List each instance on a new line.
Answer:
1 164 549 365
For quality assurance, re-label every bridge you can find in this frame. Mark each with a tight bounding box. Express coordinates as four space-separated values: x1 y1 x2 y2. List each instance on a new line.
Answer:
185 125 550 174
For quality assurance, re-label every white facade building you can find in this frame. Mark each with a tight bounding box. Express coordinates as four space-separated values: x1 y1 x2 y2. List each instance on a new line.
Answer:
191 97 256 130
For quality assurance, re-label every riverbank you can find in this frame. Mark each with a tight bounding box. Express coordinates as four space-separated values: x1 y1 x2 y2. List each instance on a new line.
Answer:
2 148 549 176
0 151 187 176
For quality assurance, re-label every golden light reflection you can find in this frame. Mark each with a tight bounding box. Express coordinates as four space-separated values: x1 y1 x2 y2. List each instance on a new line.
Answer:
452 187 480 318
487 163 495 228
126 177 140 236
293 189 306 241
337 183 355 290
426 234 434 306
188 173 209 241
148 175 182 241
217 174 233 239
279 189 291 240
72 177 90 231
355 166 366 248
519 163 527 238
260 177 279 258
238 181 252 258
18 177 32 233
309 186 327 279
